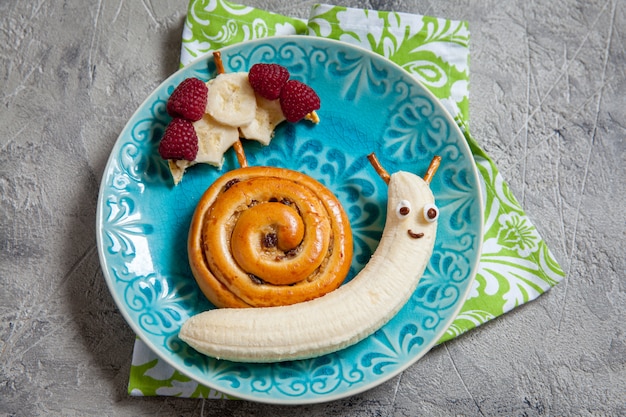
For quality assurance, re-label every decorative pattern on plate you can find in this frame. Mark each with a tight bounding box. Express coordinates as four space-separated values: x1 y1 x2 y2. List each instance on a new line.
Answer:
97 37 482 403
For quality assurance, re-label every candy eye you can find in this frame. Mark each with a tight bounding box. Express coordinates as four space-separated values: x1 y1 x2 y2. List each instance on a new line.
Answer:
395 200 411 219
423 203 439 223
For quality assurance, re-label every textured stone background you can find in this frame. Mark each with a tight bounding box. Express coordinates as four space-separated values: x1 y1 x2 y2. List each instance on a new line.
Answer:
1 0 624 415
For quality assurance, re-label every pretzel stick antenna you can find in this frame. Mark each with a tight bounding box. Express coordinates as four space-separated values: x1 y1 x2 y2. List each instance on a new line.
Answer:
367 153 390 185
212 51 248 168
423 155 442 184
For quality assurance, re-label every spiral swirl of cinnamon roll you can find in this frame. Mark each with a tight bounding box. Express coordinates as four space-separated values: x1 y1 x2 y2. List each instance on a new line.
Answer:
188 166 353 308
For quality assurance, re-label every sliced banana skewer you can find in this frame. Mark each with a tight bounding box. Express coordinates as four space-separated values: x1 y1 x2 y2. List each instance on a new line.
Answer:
179 154 441 363
166 51 321 183
167 52 276 181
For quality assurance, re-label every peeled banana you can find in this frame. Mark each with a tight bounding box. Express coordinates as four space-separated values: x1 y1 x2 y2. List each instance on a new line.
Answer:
179 163 440 363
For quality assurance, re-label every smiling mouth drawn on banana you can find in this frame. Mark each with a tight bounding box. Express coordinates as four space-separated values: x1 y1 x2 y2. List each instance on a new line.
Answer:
179 153 442 363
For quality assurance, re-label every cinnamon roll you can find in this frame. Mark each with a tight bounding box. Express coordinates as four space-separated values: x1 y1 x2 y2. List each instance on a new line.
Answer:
188 166 353 308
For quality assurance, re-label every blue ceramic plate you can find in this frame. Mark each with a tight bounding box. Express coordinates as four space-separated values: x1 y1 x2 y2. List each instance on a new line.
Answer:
97 37 483 404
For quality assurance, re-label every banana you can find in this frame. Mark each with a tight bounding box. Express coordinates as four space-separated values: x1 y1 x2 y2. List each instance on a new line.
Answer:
179 159 440 362
207 72 286 145
239 95 285 145
166 114 240 184
205 73 257 127
165 63 316 183
193 113 240 168
167 159 190 185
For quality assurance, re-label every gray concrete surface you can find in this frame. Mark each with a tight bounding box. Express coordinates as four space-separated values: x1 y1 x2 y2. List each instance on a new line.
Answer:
1 0 624 415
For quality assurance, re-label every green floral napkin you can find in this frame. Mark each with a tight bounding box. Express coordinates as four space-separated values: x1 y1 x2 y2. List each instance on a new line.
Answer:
128 0 564 398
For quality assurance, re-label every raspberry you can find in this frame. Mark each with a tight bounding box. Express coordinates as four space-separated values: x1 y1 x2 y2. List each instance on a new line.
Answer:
248 63 290 100
158 118 199 161
166 77 208 121
279 80 321 122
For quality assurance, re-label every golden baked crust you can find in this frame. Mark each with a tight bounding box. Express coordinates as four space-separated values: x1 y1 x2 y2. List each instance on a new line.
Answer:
188 166 353 308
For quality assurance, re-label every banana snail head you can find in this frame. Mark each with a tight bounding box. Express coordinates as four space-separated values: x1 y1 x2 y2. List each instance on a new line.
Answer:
389 172 439 240
368 154 441 246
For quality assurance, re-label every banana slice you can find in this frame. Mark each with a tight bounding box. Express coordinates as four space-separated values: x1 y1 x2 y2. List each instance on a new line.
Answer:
166 114 239 185
167 159 192 185
179 167 439 362
239 96 286 145
205 73 257 127
193 113 240 168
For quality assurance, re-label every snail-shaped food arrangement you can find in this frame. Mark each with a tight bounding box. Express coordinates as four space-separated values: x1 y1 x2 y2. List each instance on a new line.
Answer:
180 154 440 363
158 52 441 363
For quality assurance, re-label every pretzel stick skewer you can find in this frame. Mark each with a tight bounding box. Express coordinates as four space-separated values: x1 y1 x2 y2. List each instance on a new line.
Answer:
213 51 225 75
232 141 248 168
212 51 248 168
